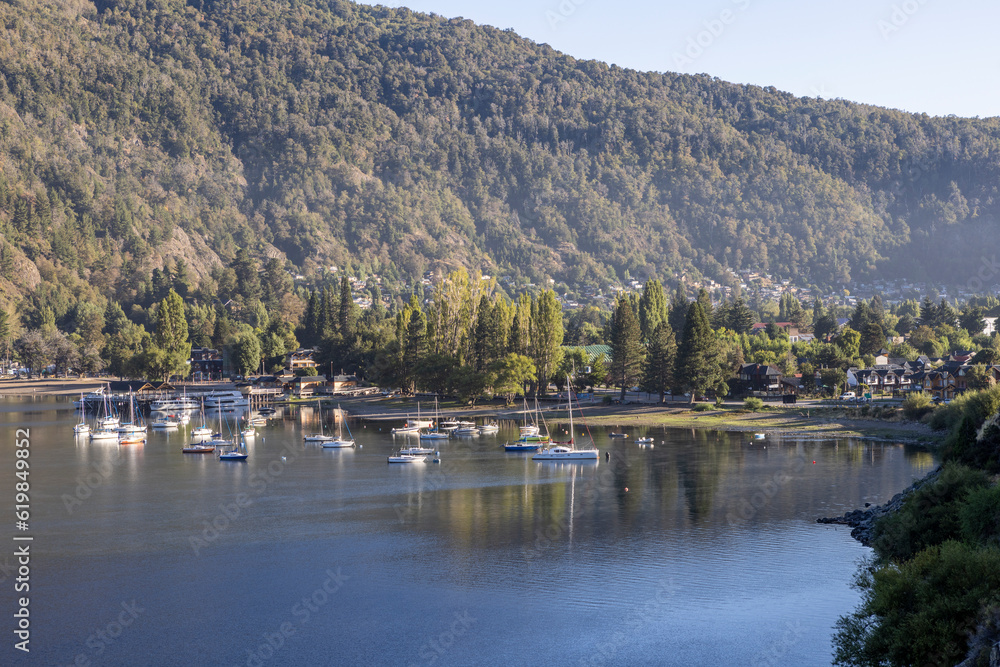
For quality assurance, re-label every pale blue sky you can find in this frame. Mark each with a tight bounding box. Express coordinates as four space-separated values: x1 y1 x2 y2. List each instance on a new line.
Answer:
363 0 1000 118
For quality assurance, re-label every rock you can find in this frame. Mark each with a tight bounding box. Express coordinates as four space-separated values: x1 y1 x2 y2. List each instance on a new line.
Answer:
817 467 943 546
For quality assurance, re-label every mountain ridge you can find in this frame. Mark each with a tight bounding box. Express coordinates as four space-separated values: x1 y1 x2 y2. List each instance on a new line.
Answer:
1 0 999 324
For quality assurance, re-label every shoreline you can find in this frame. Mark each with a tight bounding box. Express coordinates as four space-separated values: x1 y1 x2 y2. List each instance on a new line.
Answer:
0 378 937 444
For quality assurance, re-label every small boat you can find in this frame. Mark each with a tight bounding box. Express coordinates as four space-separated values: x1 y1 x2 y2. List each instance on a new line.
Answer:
636 437 655 444
241 426 256 438
321 404 355 448
454 426 479 436
753 433 766 440
218 439 248 460
248 415 268 426
117 393 147 434
477 423 499 434
151 417 181 430
89 428 119 442
100 416 120 429
191 426 214 437
387 453 425 463
504 440 542 452
182 443 216 454
118 433 146 445
399 445 434 455
609 432 628 439
392 424 421 435
258 407 277 416
393 402 433 434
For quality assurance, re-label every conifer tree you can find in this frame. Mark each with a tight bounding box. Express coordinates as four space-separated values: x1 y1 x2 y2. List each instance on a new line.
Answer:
676 301 723 404
642 321 676 403
638 279 668 343
608 296 645 401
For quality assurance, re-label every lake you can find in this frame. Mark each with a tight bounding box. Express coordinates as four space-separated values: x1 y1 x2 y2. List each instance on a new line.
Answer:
0 396 936 666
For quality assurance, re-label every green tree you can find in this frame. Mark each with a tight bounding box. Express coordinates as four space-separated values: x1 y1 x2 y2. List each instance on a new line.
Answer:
528 290 563 394
642 321 677 403
859 321 885 357
638 279 668 342
147 289 191 380
490 353 536 405
608 296 645 400
231 332 262 377
676 301 723 404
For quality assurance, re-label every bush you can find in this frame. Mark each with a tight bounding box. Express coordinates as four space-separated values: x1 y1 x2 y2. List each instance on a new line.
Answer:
870 463 990 564
960 484 1000 547
692 403 712 412
833 541 1000 667
902 392 934 421
743 397 764 412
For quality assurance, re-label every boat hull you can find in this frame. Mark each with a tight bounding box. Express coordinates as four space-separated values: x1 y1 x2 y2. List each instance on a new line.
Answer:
321 439 355 448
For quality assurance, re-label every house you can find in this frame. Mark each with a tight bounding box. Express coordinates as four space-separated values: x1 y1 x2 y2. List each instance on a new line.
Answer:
288 348 318 371
318 374 360 394
734 363 784 395
190 347 223 381
287 374 327 397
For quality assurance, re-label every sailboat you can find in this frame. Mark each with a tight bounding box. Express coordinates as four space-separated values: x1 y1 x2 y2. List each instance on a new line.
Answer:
191 397 213 437
218 435 248 460
90 387 120 441
304 398 335 443
117 392 146 434
392 402 431 434
98 384 119 429
418 398 449 440
519 398 539 437
533 376 599 461
73 392 91 434
504 398 551 451
321 404 355 448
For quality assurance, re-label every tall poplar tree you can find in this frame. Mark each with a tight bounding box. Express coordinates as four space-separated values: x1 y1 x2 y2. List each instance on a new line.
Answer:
638 279 668 343
529 290 563 394
608 296 645 401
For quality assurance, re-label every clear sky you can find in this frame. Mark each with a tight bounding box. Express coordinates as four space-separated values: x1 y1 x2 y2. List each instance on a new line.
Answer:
362 0 1000 118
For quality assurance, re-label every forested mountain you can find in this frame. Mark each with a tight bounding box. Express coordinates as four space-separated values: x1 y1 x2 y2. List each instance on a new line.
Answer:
2 0 1000 319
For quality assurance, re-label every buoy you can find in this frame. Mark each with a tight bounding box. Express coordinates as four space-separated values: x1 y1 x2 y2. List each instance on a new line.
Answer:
433 458 440 463
812 460 816 464
625 487 629 492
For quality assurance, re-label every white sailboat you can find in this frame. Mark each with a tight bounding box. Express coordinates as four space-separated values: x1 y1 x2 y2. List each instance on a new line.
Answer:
387 452 426 463
73 392 90 434
419 398 449 440
304 398 335 443
533 376 599 461
321 404 355 448
392 402 432 434
191 397 213 437
116 393 147 434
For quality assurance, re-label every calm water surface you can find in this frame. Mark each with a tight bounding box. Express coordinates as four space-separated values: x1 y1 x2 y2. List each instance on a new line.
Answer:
0 397 936 666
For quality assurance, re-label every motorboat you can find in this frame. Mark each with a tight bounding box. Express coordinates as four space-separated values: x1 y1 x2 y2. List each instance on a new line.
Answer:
387 453 426 463
453 426 479 436
182 442 216 453
204 390 250 410
149 395 200 413
118 433 146 445
399 445 434 455
636 437 655 444
477 423 499 434
608 433 628 439
150 417 181 430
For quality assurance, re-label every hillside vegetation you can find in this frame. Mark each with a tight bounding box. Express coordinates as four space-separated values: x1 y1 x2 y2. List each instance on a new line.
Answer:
3 0 1000 319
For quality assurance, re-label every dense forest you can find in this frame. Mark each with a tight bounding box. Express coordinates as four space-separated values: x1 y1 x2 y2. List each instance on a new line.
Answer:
2 0 1000 323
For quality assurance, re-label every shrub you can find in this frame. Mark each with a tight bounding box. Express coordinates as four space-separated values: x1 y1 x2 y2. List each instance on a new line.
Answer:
743 397 764 412
833 541 1000 667
960 484 1000 547
870 463 990 564
692 403 712 412
902 392 934 420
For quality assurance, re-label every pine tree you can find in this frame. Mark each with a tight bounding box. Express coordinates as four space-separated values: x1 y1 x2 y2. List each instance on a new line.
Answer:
728 297 755 335
668 284 688 335
338 276 355 339
608 296 645 401
642 321 676 403
676 301 723 404
920 297 937 326
528 290 563 394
